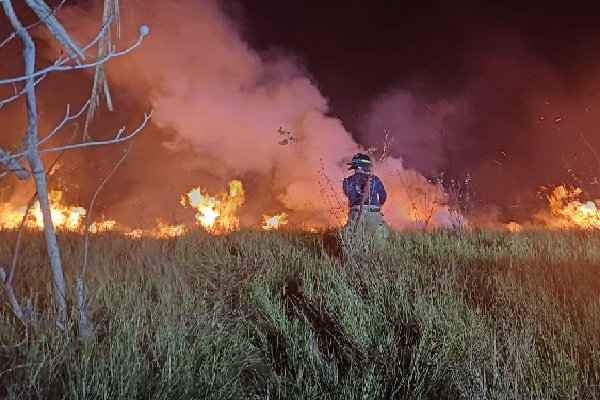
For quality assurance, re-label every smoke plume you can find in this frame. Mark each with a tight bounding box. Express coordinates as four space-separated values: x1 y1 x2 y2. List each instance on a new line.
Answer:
354 21 600 224
0 0 454 229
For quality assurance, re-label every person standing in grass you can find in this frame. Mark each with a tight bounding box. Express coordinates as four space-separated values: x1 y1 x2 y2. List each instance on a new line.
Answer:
341 153 389 246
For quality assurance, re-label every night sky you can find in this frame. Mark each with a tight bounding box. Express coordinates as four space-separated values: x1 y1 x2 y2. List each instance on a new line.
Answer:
239 1 600 106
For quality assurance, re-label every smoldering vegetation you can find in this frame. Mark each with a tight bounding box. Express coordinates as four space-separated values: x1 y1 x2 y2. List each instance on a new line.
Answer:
0 228 599 399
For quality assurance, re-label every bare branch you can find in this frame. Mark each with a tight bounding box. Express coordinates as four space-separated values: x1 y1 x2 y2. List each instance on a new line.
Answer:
0 31 17 50
0 25 148 86
5 111 152 162
24 0 84 60
0 75 46 110
39 111 152 154
0 268 25 324
0 148 30 179
378 129 395 163
0 0 67 50
0 96 90 179
0 102 89 180
38 101 90 146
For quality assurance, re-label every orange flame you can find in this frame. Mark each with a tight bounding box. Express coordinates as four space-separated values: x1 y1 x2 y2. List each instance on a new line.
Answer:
303 224 320 233
180 180 245 234
547 185 600 229
0 191 87 231
89 219 117 234
120 221 186 239
153 219 186 238
125 229 143 239
505 221 523 232
262 212 288 231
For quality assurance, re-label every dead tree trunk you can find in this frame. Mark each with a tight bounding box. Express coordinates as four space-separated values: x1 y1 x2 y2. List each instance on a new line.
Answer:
3 0 68 326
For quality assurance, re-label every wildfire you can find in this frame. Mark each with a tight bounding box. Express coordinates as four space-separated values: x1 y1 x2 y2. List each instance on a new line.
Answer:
180 180 245 234
121 222 186 239
505 221 523 232
0 191 86 231
547 185 600 229
154 219 186 238
262 212 288 231
89 219 117 234
125 229 143 239
0 181 259 236
0 179 361 235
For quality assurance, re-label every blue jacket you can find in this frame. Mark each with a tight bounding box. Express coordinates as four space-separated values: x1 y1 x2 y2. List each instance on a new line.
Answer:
343 172 387 208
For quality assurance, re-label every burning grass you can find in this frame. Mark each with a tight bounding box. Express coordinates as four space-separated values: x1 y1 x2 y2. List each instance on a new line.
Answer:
1 228 600 399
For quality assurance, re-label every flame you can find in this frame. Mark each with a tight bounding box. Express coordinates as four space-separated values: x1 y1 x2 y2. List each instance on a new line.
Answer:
0 181 245 236
262 212 288 231
0 177 476 235
125 229 143 239
120 222 186 239
505 221 523 232
547 185 600 229
180 180 245 234
304 226 319 233
89 219 117 234
0 191 87 231
153 219 186 238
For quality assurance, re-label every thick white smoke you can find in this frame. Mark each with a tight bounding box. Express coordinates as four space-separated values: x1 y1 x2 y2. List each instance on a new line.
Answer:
40 0 456 229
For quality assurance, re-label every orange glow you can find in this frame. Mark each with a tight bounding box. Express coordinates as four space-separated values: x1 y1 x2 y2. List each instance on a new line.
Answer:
262 212 288 231
125 229 143 239
547 185 600 229
120 222 186 239
152 220 186 238
301 223 320 233
180 180 245 234
0 191 86 232
505 221 523 232
89 219 117 234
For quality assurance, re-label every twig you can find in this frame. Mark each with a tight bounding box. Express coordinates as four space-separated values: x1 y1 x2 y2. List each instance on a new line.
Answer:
0 75 46 109
24 0 84 60
317 159 345 223
77 142 132 341
0 24 148 85
6 111 152 158
81 143 132 277
38 101 90 146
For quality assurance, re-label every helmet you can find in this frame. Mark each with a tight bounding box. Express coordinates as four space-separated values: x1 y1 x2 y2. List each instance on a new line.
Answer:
347 153 372 171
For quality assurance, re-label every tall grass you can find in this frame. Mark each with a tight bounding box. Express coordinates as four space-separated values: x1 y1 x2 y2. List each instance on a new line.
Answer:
0 228 599 399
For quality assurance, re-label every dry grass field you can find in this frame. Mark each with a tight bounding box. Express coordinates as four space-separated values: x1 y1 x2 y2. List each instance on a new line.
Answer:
1 228 599 399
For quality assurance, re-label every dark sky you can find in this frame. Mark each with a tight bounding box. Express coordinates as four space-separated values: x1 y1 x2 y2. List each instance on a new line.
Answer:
237 0 600 109
233 0 600 216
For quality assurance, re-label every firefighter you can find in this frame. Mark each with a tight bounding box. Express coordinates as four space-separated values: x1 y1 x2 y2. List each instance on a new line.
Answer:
341 153 389 246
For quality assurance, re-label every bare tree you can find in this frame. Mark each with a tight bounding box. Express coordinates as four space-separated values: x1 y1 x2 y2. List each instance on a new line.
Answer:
0 0 151 337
